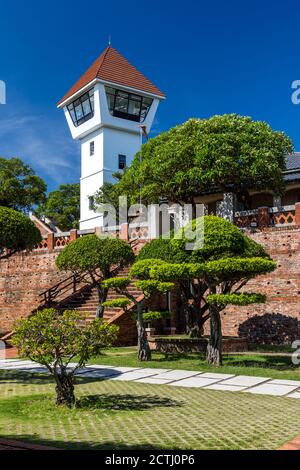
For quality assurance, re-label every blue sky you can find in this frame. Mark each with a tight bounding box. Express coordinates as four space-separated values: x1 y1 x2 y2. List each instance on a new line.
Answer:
0 0 300 192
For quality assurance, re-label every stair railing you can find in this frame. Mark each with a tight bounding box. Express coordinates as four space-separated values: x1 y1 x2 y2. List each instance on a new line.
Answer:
39 271 93 306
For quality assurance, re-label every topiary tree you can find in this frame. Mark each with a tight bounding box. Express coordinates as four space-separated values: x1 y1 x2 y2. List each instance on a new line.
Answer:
13 309 118 406
0 206 42 259
56 235 134 318
137 216 276 365
103 271 173 361
115 115 293 207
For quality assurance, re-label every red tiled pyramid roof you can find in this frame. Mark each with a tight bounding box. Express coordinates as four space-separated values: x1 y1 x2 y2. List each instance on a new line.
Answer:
58 46 165 106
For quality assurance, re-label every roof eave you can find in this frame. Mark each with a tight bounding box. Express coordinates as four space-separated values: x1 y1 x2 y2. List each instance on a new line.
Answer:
57 77 165 109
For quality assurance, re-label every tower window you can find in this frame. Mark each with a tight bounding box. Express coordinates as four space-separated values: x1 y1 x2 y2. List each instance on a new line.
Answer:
88 196 95 211
67 88 95 127
118 154 126 170
90 141 95 156
105 86 153 123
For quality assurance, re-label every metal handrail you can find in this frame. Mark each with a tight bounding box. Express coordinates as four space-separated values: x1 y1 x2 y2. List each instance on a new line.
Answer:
39 271 93 306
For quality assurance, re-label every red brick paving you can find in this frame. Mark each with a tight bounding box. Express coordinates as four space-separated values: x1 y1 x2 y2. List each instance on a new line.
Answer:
3 347 18 359
0 439 60 450
279 436 300 450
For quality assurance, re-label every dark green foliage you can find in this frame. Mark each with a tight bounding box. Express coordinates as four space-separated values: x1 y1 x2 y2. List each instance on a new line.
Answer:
130 259 167 279
102 275 174 362
116 115 293 204
56 235 135 318
36 183 80 231
103 277 131 290
136 215 276 365
0 206 42 256
56 235 134 276
207 293 267 306
0 157 46 211
138 216 269 263
137 237 189 263
103 299 131 309
142 311 171 322
202 257 276 283
135 280 174 296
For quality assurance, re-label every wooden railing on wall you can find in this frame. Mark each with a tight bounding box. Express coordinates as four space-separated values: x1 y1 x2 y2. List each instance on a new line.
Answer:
235 203 300 229
33 202 300 255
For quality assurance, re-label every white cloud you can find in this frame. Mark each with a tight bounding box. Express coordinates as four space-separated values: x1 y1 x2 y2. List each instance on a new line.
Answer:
0 109 79 188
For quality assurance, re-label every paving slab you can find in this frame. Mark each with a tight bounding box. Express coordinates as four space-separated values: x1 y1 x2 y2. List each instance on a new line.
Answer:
85 364 136 372
76 372 110 379
134 377 174 385
102 366 140 373
0 359 24 364
245 383 299 396
137 368 171 375
0 364 45 371
286 392 300 399
268 379 300 387
0 360 35 368
110 370 159 381
199 372 235 380
221 375 269 387
205 383 247 392
170 377 220 388
76 368 120 378
152 370 202 380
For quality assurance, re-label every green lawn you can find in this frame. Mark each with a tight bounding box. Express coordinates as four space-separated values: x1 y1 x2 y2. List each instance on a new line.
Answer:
86 346 300 381
0 369 300 450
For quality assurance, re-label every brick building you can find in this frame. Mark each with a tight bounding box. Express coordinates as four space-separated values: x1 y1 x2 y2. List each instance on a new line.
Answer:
1 153 300 345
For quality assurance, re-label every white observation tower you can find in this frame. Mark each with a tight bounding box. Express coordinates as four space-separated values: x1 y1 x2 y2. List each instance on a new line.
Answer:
57 45 165 230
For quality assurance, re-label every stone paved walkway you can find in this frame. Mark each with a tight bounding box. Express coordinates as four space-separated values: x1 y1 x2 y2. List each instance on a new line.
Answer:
1 359 300 398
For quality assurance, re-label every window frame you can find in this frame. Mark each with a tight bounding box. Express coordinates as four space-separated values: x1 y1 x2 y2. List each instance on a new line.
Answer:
90 141 95 156
67 88 95 127
118 154 127 170
88 195 95 211
105 86 153 123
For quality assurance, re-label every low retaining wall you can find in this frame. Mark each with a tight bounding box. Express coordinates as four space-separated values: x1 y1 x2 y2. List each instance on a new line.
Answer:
149 336 248 354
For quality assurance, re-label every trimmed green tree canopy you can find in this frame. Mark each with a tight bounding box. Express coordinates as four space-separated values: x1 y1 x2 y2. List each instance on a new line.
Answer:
115 115 293 204
135 215 276 360
56 234 134 276
138 215 269 263
0 206 42 257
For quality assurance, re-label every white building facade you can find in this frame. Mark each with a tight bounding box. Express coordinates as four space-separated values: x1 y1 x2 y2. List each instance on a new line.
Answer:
58 46 165 230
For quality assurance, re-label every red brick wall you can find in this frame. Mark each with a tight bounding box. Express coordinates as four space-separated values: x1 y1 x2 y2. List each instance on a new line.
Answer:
0 250 65 334
204 226 300 343
1 228 300 344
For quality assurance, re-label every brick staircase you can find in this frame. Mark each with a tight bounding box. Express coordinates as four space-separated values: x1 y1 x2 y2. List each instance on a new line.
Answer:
55 267 141 345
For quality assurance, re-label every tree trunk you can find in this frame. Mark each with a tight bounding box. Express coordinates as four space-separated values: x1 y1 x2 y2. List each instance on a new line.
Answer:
54 370 75 407
136 305 151 361
184 304 204 338
96 284 108 319
207 302 222 366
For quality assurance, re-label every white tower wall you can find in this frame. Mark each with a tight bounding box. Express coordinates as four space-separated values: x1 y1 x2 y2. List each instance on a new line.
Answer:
58 47 165 230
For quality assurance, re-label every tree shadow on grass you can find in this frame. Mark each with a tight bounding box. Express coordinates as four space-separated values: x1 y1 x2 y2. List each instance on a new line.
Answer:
0 435 170 450
76 393 181 411
153 353 205 363
223 354 297 371
0 370 55 385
